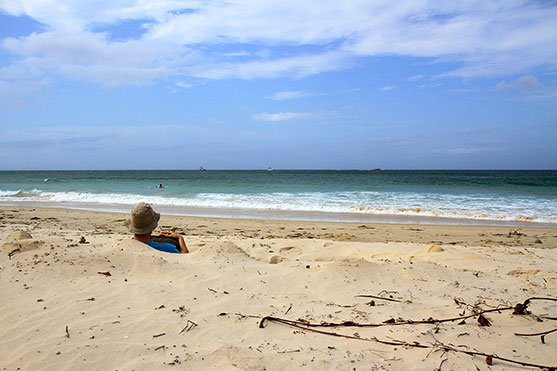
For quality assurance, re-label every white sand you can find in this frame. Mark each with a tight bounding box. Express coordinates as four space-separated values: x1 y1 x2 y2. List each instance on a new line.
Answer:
1 206 556 370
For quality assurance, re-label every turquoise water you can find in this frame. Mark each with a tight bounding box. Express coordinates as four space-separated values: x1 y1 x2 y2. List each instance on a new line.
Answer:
0 170 556 225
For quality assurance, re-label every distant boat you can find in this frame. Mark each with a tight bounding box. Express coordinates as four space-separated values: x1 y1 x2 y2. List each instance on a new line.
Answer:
267 167 274 171
200 166 206 171
369 168 382 171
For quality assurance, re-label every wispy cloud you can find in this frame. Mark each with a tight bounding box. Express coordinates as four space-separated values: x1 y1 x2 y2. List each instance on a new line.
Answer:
380 85 396 91
443 146 502 155
265 90 314 100
175 81 192 88
407 74 423 81
448 88 472 94
0 1 556 87
494 75 543 91
252 112 314 122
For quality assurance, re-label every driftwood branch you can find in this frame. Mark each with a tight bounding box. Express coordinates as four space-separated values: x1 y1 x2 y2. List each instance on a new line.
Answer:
259 297 557 370
260 316 556 370
259 316 428 348
261 297 556 329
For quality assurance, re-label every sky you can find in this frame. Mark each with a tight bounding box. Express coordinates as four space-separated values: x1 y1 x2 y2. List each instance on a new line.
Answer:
0 0 556 170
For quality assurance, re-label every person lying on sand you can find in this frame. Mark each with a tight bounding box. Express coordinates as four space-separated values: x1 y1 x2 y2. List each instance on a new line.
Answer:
125 202 189 254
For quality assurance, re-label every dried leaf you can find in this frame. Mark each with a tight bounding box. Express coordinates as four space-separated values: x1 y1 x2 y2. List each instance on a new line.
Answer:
486 355 493 365
477 314 491 327
97 271 111 277
383 318 396 324
513 303 527 315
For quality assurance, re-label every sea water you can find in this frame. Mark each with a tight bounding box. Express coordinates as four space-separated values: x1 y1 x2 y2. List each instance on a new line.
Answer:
0 170 555 226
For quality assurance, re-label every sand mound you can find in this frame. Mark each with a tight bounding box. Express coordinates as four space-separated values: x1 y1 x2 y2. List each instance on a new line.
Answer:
203 345 265 370
193 241 252 262
408 244 445 259
1 240 42 256
315 258 383 280
6 230 33 240
113 238 159 254
1 230 42 256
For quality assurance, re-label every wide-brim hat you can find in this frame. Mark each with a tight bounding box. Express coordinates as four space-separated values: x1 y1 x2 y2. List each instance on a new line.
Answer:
125 202 160 234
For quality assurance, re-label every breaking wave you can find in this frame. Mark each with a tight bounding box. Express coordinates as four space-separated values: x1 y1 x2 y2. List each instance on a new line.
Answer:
1 188 555 224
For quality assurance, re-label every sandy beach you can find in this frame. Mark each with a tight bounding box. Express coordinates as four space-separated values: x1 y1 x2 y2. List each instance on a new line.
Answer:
1 206 556 370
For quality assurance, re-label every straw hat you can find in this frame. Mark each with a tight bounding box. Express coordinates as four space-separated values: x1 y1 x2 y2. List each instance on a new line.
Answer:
125 202 160 234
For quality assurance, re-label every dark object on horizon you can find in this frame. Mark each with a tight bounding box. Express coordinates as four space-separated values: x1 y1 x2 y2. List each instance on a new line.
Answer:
200 166 206 171
369 168 382 171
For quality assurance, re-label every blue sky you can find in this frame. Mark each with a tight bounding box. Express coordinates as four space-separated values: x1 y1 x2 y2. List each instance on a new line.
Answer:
0 1 556 170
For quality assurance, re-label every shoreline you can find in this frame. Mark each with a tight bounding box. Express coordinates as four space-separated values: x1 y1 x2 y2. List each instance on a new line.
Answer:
1 201 555 228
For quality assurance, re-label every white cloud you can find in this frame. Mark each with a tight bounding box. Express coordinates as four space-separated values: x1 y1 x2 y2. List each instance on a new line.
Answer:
380 85 396 91
445 146 500 155
494 75 543 91
175 81 192 88
448 88 472 94
407 74 423 81
265 91 312 100
252 112 314 122
0 1 556 86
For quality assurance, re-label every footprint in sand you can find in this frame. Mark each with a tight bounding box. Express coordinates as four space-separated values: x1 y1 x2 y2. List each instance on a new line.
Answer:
269 255 284 264
279 246 296 252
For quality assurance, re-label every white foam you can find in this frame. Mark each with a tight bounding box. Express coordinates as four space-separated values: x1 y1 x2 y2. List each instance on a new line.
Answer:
0 188 555 224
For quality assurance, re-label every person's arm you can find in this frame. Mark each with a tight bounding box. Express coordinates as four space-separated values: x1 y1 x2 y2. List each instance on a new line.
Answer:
159 231 189 254
176 235 188 254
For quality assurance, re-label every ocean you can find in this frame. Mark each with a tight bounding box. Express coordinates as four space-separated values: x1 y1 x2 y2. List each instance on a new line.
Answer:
0 170 556 226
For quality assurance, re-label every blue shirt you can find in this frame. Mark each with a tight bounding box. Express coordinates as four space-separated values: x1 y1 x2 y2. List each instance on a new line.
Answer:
145 241 180 254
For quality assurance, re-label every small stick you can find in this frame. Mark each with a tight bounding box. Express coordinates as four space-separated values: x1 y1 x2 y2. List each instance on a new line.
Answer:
153 333 166 338
355 294 402 303
515 328 557 337
278 349 301 353
65 325 70 338
234 313 260 319
179 320 198 334
8 248 21 260
154 345 165 351
437 358 448 371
